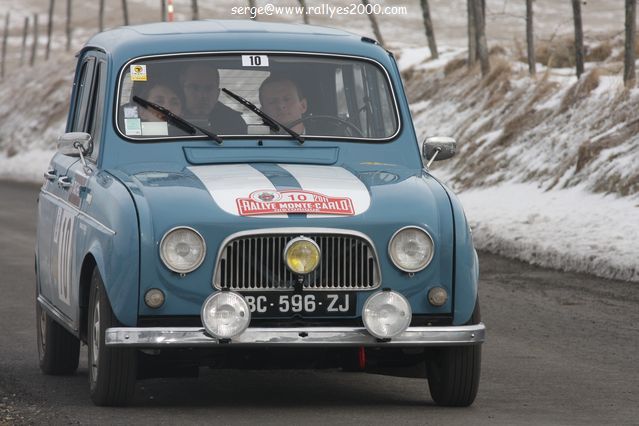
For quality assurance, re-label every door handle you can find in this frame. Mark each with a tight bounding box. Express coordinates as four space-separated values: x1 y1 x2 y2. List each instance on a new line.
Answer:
44 169 56 181
58 176 72 189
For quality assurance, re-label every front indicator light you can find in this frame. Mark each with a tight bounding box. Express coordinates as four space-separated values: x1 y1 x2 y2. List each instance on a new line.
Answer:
362 290 412 339
201 291 251 339
428 287 448 307
144 288 165 308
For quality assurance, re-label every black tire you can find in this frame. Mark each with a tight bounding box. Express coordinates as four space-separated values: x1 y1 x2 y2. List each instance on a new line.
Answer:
427 344 481 407
427 299 482 406
88 268 137 406
36 301 80 375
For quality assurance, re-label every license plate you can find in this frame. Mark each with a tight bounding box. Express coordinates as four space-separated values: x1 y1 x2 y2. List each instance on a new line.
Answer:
243 292 355 318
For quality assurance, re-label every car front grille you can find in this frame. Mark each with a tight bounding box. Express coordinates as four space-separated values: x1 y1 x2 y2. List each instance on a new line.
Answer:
213 231 381 291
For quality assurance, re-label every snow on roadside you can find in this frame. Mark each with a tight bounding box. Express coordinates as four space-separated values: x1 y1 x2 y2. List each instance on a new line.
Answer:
456 183 639 282
0 149 56 184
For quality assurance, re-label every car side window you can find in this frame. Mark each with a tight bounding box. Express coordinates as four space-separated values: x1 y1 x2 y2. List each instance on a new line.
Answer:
71 57 96 133
87 61 107 161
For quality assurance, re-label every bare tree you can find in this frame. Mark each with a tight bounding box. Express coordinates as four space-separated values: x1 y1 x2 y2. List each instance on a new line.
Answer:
526 0 536 75
191 0 199 20
1 12 9 79
298 0 309 24
473 0 490 75
361 0 384 46
99 0 105 32
420 0 438 59
161 0 167 22
30 14 38 67
45 0 55 61
20 16 29 65
66 0 72 52
624 0 636 86
571 0 584 79
122 0 129 26
467 0 477 66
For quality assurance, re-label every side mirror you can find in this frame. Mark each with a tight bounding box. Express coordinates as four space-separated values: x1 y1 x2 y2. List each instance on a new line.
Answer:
57 132 91 157
422 136 456 167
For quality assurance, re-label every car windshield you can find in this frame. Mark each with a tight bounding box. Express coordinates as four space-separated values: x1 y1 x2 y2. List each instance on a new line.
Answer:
116 53 399 141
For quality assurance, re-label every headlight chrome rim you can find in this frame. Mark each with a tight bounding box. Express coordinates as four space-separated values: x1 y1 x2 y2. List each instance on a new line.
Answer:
362 290 412 339
388 226 435 273
201 291 251 339
159 226 206 274
284 236 321 275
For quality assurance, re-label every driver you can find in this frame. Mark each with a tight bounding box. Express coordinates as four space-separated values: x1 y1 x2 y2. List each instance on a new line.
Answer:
258 75 308 134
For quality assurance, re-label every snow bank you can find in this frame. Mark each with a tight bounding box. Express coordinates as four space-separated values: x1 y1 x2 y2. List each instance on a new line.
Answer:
458 183 639 282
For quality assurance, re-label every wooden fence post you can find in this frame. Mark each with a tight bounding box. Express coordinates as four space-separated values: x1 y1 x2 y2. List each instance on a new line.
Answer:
361 0 384 46
66 0 72 51
624 0 636 86
298 0 309 24
99 0 104 32
20 16 29 66
1 12 9 80
30 13 38 67
191 0 199 20
526 0 536 75
420 0 438 59
45 0 54 61
122 0 129 26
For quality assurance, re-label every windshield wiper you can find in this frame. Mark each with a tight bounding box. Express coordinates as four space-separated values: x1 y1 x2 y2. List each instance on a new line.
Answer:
132 96 223 144
221 88 304 144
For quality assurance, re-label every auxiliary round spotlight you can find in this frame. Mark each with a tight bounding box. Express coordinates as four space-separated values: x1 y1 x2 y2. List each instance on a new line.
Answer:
284 237 321 274
144 288 165 309
201 292 251 339
362 290 412 339
428 287 448 307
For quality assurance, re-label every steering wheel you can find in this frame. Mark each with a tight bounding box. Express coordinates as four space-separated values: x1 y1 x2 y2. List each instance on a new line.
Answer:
287 115 364 138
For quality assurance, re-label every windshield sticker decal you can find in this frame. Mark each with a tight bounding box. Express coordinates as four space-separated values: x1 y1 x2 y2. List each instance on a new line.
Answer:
241 55 269 67
123 106 139 118
130 64 147 81
141 121 169 136
124 118 142 135
237 190 354 216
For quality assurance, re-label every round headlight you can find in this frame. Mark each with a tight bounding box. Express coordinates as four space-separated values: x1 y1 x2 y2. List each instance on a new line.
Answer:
160 227 206 274
362 290 412 339
284 237 320 274
201 291 251 339
388 226 434 272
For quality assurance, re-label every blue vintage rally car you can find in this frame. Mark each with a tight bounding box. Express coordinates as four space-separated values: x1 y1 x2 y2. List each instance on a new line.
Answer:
35 20 485 407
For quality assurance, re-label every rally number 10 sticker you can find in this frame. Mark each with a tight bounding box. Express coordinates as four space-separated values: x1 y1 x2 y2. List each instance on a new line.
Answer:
237 190 354 216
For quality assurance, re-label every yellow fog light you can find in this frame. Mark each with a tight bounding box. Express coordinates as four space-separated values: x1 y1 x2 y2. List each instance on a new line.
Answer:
284 237 320 274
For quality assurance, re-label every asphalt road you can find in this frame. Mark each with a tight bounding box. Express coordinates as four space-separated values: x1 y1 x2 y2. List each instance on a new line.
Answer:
1 180 638 425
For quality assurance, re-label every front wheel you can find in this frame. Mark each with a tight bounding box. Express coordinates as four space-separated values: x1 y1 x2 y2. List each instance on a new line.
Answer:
36 300 80 375
87 268 137 406
427 345 481 406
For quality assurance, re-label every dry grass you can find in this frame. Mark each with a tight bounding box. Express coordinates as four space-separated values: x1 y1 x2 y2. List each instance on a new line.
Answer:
444 57 467 76
536 36 576 68
559 68 601 112
482 58 511 88
586 41 613 62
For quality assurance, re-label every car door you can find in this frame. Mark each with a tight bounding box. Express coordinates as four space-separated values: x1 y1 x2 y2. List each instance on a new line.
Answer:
39 52 104 321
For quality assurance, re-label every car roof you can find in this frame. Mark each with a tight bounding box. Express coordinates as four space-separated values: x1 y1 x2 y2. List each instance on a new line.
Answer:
85 20 387 65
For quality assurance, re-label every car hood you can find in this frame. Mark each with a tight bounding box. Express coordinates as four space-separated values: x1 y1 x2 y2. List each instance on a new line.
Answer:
110 162 453 232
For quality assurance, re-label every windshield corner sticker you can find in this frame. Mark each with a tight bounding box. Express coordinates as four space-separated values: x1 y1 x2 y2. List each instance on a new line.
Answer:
124 118 142 135
130 64 147 81
236 190 354 216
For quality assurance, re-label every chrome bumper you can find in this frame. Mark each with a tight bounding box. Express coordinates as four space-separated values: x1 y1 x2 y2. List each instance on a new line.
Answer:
105 323 486 348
